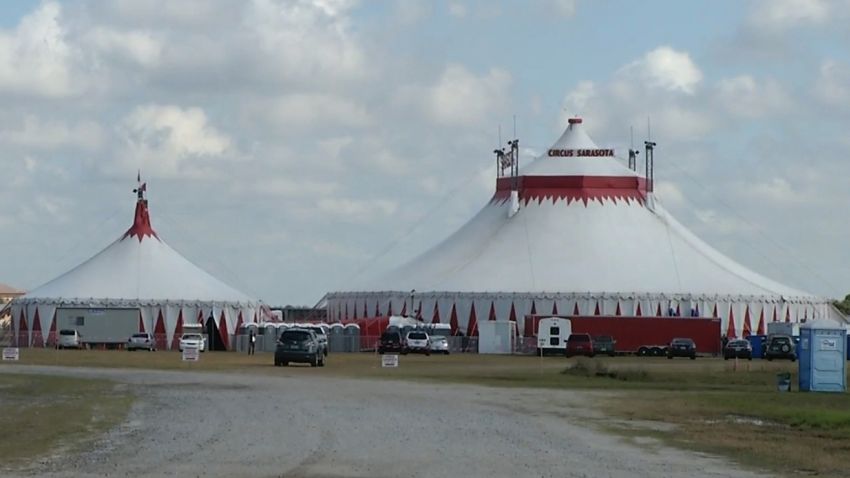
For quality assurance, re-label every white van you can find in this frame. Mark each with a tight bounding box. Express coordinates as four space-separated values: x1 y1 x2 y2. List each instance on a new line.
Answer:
536 317 571 355
58 329 83 349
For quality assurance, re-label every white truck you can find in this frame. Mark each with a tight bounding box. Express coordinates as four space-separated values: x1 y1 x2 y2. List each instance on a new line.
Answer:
536 317 571 355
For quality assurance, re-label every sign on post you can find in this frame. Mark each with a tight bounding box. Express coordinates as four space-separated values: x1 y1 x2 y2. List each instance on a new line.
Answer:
182 346 200 361
2 347 20 361
381 354 399 368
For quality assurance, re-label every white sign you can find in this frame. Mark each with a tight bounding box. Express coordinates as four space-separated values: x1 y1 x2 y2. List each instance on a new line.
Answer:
2 347 20 361
381 354 399 368
182 346 200 361
819 338 838 351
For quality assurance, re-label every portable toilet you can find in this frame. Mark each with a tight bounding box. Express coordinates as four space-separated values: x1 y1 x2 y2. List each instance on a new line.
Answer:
344 323 361 352
261 323 278 352
799 320 847 392
328 323 345 353
747 335 766 359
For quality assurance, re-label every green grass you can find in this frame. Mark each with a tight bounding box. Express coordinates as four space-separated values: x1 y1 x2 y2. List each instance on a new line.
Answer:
0 374 133 471
6 349 850 476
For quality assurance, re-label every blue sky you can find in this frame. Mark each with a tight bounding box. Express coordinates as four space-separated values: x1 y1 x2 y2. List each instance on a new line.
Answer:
1 0 849 305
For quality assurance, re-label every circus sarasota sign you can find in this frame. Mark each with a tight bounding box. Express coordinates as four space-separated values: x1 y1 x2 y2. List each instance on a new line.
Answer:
547 148 615 157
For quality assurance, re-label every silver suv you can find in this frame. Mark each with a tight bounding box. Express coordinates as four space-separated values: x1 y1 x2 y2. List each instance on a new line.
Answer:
305 325 329 356
57 329 82 349
403 331 431 355
127 333 156 351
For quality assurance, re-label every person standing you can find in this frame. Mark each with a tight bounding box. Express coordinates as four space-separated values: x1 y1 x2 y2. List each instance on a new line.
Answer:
248 330 256 355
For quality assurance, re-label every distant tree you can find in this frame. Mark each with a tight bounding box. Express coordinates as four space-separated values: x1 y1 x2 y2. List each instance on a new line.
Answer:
833 294 850 315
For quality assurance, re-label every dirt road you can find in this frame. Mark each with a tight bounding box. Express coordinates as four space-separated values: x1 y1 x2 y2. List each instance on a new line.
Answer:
1 365 766 478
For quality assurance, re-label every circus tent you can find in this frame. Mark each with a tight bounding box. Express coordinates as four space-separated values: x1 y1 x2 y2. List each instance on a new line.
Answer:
326 118 837 338
10 184 258 350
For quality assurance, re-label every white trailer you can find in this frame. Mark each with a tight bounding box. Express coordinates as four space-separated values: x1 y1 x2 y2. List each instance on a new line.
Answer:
536 317 571 355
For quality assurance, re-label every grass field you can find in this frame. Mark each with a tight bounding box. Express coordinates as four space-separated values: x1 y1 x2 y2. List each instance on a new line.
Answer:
4 348 850 476
0 373 133 472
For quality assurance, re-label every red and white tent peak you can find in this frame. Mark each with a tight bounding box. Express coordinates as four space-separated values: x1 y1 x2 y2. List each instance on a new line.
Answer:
10 183 258 349
326 118 839 337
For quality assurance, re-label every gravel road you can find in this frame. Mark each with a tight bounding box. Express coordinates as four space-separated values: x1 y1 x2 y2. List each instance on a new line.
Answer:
1 365 767 478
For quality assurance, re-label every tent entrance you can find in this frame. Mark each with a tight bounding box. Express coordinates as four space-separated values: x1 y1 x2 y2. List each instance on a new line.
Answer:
205 316 226 351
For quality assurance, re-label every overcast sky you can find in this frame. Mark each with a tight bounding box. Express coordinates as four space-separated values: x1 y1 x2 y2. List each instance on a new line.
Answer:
1 0 849 306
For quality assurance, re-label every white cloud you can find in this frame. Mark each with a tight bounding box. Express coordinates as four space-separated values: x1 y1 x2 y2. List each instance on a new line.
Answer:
411 64 512 126
84 27 163 67
249 178 338 198
546 0 578 17
246 0 366 85
563 80 595 114
317 197 398 223
814 60 850 107
0 2 80 97
715 75 791 118
745 177 802 204
256 93 372 130
118 105 232 177
749 0 830 30
448 3 468 18
655 180 686 207
622 46 703 95
0 116 104 151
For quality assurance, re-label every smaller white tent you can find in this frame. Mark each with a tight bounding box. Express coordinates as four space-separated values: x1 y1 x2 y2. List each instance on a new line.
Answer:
11 184 258 349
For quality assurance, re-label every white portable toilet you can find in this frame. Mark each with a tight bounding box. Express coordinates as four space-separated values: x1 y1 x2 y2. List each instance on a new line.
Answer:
328 323 345 353
343 323 361 352
799 319 847 392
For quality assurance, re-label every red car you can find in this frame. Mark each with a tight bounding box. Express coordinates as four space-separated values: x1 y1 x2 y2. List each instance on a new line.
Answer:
565 333 595 358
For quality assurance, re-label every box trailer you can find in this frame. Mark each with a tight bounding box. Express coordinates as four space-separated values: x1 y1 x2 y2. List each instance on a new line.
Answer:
56 308 139 346
524 315 722 355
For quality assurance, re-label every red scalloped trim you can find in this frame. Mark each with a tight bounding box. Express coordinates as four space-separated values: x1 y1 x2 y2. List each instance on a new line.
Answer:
492 175 648 205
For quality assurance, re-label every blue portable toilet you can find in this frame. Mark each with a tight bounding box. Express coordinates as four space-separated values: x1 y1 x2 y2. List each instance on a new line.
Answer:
747 335 766 359
799 320 847 392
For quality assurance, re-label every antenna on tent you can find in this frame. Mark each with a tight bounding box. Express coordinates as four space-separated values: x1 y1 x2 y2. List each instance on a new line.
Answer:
644 117 656 193
494 124 507 178
506 116 520 218
133 170 147 201
628 126 639 171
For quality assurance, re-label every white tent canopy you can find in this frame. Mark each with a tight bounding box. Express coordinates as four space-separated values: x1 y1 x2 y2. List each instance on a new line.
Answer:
11 186 257 349
327 118 829 337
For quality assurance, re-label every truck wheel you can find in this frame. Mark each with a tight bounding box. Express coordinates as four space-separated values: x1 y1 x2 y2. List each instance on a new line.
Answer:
638 347 648 357
282 361 289 366
319 355 326 367
690 355 696 360
310 354 318 367
667 355 673 360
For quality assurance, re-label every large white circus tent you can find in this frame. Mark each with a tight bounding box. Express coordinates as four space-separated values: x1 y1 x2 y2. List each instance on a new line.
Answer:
326 118 840 338
10 184 258 350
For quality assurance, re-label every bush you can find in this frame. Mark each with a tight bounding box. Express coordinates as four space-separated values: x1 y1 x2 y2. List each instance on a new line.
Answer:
562 359 650 382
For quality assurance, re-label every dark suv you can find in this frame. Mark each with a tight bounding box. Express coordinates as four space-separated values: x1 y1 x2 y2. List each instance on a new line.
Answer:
592 335 616 357
764 335 797 361
275 329 326 367
667 338 696 359
378 331 404 354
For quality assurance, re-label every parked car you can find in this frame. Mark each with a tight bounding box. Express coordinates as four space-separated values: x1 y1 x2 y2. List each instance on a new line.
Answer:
764 335 797 361
127 332 156 351
275 328 325 367
304 325 329 356
403 331 431 355
592 335 616 357
57 329 82 349
429 335 450 355
378 331 404 354
565 333 594 358
178 333 206 352
667 338 696 359
723 339 752 360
